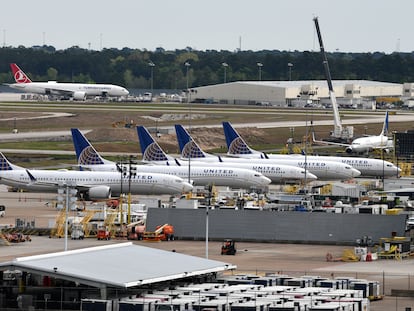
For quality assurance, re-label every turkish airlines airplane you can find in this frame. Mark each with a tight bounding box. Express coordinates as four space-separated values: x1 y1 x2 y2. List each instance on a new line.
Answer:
222 121 400 178
135 126 317 183
0 152 192 200
174 125 360 181
7 63 129 100
71 128 271 189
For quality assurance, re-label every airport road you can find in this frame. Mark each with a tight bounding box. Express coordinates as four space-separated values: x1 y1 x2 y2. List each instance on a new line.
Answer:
0 186 414 310
1 99 414 132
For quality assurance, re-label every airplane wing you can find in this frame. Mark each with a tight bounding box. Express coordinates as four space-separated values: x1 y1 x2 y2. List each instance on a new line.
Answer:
311 131 350 148
43 86 75 97
25 169 90 190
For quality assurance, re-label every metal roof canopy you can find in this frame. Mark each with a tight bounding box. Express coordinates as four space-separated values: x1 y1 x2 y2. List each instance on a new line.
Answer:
0 242 236 289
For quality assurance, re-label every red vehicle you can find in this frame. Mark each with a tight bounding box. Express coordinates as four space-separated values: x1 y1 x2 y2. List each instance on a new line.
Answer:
143 224 175 241
221 239 236 255
97 227 111 240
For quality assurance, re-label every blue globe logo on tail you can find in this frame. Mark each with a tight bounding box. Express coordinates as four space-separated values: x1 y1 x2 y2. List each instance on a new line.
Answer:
142 143 169 162
0 154 13 170
79 146 105 165
228 137 253 155
182 141 206 158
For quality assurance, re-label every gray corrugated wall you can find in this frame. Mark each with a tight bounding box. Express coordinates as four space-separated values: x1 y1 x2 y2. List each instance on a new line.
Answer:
146 209 407 244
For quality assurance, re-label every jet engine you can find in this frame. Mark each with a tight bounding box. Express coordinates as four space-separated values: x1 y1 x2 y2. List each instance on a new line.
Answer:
73 91 87 100
87 185 111 200
345 147 353 154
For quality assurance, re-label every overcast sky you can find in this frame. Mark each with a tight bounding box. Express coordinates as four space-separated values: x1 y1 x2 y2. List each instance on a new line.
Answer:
1 1 413 53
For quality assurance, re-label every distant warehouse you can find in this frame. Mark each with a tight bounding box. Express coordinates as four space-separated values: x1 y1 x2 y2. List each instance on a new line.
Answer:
191 80 413 109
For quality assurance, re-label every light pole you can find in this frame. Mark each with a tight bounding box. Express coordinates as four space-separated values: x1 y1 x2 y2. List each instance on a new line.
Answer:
257 62 263 81
185 62 191 183
222 62 228 83
288 62 293 81
148 61 155 96
185 62 191 101
128 156 137 225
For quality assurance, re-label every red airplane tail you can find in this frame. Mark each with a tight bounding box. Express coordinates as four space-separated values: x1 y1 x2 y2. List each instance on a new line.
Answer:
10 63 32 83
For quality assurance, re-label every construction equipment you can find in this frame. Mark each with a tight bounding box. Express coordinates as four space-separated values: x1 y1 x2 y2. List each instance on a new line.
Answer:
221 239 236 255
313 17 353 141
127 220 146 240
143 223 174 242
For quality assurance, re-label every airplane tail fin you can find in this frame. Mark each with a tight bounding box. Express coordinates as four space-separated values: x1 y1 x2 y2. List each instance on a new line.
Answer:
380 111 389 136
137 126 174 162
71 128 112 166
175 124 212 159
222 121 262 156
0 152 23 170
10 63 32 83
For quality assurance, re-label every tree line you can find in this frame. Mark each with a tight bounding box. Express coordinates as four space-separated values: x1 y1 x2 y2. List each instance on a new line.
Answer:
1 46 414 90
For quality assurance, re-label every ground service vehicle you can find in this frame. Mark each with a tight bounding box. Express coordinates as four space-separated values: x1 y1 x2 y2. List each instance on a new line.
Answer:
97 226 111 240
143 224 175 241
221 239 236 255
127 221 146 240
71 223 85 240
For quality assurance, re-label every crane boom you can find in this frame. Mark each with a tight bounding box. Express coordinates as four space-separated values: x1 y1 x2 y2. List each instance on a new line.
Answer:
313 17 353 140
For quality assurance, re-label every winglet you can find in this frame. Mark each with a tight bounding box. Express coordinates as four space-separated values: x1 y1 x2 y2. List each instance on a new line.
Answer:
137 126 173 162
10 63 32 83
25 169 37 182
222 121 262 156
71 128 107 166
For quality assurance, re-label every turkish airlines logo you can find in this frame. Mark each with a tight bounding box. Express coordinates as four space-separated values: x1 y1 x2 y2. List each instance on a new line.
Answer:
14 70 30 83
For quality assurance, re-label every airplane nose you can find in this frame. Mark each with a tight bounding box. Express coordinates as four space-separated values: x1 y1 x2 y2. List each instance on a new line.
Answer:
261 176 272 185
182 182 193 193
351 168 361 177
306 172 318 181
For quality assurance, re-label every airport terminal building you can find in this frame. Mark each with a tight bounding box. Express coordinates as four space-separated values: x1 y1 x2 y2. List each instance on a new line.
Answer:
191 80 413 108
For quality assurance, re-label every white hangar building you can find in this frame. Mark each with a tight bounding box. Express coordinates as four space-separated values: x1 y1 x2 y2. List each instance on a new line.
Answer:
191 80 404 108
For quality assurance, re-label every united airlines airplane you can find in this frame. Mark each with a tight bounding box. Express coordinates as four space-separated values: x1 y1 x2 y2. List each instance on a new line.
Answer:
222 121 400 178
6 63 129 100
0 152 192 200
71 128 271 189
136 126 317 183
175 125 360 181
312 111 394 154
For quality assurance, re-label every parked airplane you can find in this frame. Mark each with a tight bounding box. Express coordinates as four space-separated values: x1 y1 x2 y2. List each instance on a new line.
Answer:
0 152 192 200
222 121 400 178
7 63 129 100
71 128 271 189
175 124 360 181
136 126 317 183
312 111 394 154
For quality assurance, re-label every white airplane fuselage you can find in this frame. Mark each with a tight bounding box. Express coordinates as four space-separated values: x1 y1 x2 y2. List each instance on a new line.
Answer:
10 81 129 98
347 135 391 153
0 169 192 197
161 161 317 183
176 156 360 180
233 153 399 177
77 164 271 188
